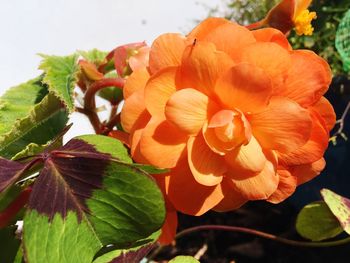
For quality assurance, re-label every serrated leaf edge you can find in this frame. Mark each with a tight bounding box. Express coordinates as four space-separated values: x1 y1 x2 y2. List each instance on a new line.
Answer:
0 93 67 157
39 53 80 112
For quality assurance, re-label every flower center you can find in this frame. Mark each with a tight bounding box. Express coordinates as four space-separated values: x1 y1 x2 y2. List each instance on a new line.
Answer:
207 109 251 147
294 9 317 36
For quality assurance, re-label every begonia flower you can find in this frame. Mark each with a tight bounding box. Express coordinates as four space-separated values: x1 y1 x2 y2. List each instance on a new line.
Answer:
118 17 335 243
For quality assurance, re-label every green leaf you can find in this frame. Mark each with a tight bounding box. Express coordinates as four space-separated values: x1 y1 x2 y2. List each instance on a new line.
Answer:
39 54 80 112
11 138 62 161
0 226 21 263
76 135 168 174
169 256 200 263
296 201 343 241
321 189 350 235
23 135 165 263
24 211 101 263
11 143 47 161
335 9 350 72
133 164 169 175
0 93 68 159
0 184 22 211
93 242 156 263
76 135 132 163
93 231 159 263
0 77 68 159
93 230 161 263
78 49 108 66
11 123 70 161
0 77 47 135
13 245 24 263
97 86 123 104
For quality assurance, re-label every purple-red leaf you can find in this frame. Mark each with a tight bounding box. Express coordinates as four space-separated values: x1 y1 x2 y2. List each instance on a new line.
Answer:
22 134 165 263
0 158 39 193
28 139 109 221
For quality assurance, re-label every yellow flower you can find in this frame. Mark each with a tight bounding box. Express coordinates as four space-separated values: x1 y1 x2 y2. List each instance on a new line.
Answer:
257 0 317 36
294 9 317 35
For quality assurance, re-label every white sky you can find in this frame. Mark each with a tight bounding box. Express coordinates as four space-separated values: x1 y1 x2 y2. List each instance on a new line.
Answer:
0 0 219 138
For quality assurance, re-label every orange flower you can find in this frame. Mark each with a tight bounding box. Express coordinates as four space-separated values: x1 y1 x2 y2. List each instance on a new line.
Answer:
120 17 335 242
264 0 317 35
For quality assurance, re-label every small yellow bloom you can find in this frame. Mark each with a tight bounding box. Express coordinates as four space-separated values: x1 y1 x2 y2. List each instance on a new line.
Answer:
294 9 317 35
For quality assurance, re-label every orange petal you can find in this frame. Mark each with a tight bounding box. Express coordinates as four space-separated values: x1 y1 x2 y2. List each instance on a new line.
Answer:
225 136 266 177
144 66 177 119
158 209 178 245
295 0 312 17
165 88 217 135
278 112 329 166
203 110 252 154
154 175 178 245
249 97 312 153
123 68 150 99
201 22 256 62
112 42 146 76
229 150 279 200
79 60 104 81
213 178 247 212
292 158 326 185
149 33 187 73
208 110 250 146
129 46 150 72
203 122 238 155
188 17 230 39
187 134 226 186
265 0 295 34
129 111 151 164
282 50 332 107
121 90 147 132
252 28 292 50
267 169 297 204
167 160 224 215
178 41 235 96
208 110 237 128
139 118 187 168
214 63 272 113
241 42 291 93
310 97 336 131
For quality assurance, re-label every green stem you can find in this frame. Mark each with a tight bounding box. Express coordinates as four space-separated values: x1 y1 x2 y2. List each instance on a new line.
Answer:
322 7 350 13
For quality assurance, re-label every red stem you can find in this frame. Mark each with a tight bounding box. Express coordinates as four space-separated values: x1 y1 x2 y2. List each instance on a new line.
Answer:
175 225 350 247
148 225 350 262
102 113 121 135
0 187 32 228
83 78 125 134
84 78 125 109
